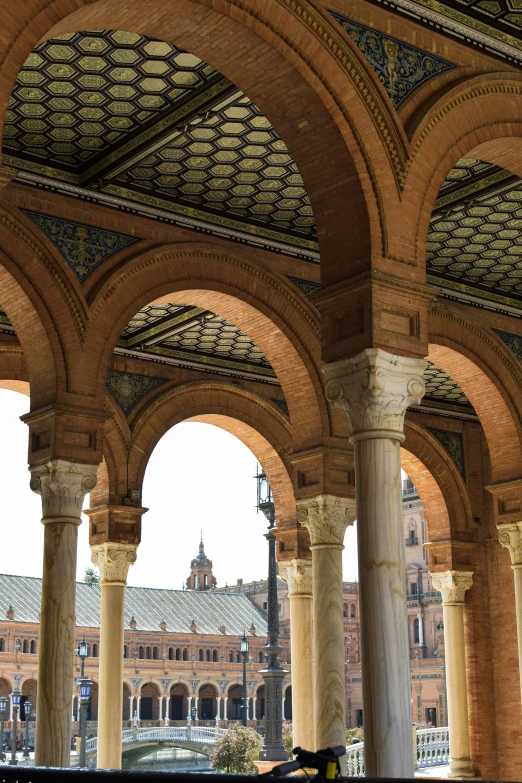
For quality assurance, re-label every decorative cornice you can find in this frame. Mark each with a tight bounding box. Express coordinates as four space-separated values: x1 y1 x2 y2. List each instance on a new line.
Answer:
29 459 98 523
430 570 473 604
497 522 522 567
279 558 313 596
91 542 138 585
323 348 426 439
296 494 356 547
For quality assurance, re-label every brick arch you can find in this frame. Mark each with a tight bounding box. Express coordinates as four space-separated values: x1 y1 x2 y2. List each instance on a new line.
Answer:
428 304 522 484
89 399 132 506
402 420 473 541
128 382 295 527
87 244 326 449
399 73 522 266
0 0 403 284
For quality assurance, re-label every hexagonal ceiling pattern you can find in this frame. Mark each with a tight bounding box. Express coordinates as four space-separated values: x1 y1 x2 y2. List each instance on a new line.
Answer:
3 30 317 259
427 158 522 314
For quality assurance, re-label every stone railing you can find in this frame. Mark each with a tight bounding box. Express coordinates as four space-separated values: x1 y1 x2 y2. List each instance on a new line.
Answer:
345 727 449 776
87 724 227 754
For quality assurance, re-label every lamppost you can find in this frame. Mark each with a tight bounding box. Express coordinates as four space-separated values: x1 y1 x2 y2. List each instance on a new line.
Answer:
22 700 31 759
77 639 91 768
9 687 21 766
0 696 7 761
240 633 249 727
79 677 92 768
191 706 197 725
255 466 288 762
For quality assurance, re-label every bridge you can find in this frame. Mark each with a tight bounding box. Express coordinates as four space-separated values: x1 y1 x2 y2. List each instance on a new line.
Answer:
82 725 225 768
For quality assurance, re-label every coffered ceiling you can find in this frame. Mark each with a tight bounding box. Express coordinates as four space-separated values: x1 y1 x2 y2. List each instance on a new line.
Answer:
3 30 317 260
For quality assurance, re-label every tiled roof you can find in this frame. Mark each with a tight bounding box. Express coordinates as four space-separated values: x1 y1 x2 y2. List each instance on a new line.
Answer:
0 574 268 637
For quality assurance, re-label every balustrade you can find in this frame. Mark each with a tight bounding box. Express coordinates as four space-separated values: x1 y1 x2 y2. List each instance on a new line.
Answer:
345 727 449 777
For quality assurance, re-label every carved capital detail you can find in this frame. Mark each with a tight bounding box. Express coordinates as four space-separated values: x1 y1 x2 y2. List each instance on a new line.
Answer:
497 522 522 566
279 559 312 597
430 570 473 605
29 459 98 523
91 542 138 584
297 494 356 548
323 348 426 438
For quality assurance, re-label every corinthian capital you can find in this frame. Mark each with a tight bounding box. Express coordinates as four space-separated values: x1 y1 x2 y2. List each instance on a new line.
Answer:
280 559 312 597
323 348 426 439
431 570 473 605
498 522 522 566
297 495 356 548
30 459 98 523
91 542 137 585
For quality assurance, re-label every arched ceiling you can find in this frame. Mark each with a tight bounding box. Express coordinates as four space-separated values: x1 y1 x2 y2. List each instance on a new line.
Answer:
3 30 318 261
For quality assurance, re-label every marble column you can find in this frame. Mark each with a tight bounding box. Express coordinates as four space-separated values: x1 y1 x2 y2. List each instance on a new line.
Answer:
187 696 192 720
165 696 170 724
30 459 98 768
216 696 221 721
252 696 257 721
498 522 522 709
129 695 134 721
91 542 137 770
280 559 314 751
417 613 425 646
223 696 228 721
136 696 141 721
324 348 426 778
431 571 474 779
297 495 356 761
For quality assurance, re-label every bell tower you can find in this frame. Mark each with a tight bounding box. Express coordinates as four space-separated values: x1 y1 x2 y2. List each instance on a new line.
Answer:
186 533 216 590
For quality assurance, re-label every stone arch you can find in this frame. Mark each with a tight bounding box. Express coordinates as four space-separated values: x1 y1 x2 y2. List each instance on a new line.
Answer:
428 305 522 484
88 244 327 447
129 382 296 526
403 419 473 539
139 681 161 721
400 73 522 266
1 0 399 281
195 679 221 696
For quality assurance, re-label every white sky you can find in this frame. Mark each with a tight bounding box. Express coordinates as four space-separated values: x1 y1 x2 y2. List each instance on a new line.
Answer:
0 389 359 588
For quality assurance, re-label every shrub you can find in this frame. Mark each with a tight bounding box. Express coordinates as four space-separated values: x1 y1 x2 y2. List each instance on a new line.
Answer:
210 723 263 774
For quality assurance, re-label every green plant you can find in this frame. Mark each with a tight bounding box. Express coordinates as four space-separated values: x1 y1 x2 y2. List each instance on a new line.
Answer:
346 727 364 744
210 723 263 774
282 721 294 756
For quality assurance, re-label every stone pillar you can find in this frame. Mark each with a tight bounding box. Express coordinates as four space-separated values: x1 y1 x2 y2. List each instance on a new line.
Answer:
417 613 424 646
498 522 522 709
297 495 356 758
165 696 170 724
30 459 98 768
129 695 134 721
324 348 426 778
216 696 221 721
280 559 314 750
159 696 164 722
136 696 141 720
91 542 137 770
431 571 474 779
223 696 228 721
252 696 257 721
187 696 191 720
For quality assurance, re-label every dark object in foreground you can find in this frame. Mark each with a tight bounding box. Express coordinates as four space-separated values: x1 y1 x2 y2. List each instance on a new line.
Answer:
267 745 346 779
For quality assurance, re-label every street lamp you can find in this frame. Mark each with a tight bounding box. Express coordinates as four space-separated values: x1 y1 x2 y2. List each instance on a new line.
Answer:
77 638 89 679
9 688 21 766
191 706 197 724
0 696 7 761
22 700 31 758
79 677 92 768
240 633 249 727
254 465 288 762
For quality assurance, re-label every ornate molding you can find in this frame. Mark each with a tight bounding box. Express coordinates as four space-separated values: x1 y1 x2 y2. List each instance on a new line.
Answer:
430 570 473 605
91 542 137 584
296 494 356 547
324 348 426 438
29 459 98 523
279 558 312 596
497 522 522 567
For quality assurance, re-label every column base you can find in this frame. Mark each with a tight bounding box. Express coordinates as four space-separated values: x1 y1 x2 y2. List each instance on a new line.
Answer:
448 758 476 778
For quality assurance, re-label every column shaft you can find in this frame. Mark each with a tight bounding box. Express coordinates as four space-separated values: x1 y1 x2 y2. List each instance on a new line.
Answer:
92 543 137 770
498 523 522 708
431 571 474 779
30 460 98 768
355 435 412 776
513 566 522 707
280 559 314 750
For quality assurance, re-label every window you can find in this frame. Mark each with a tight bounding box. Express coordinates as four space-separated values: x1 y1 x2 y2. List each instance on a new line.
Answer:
343 604 348 618
92 644 98 658
146 647 151 659
236 651 240 663
350 604 356 618
176 648 181 661
212 650 217 662
123 645 127 659
411 583 418 596
199 649 204 662
22 640 28 654
263 602 267 610
0 639 4 652
169 647 174 661
30 640 36 654
182 648 187 661
139 646 144 658
153 647 158 660
204 574 208 588
258 651 264 664
206 649 210 662
413 618 420 644
229 651 233 662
